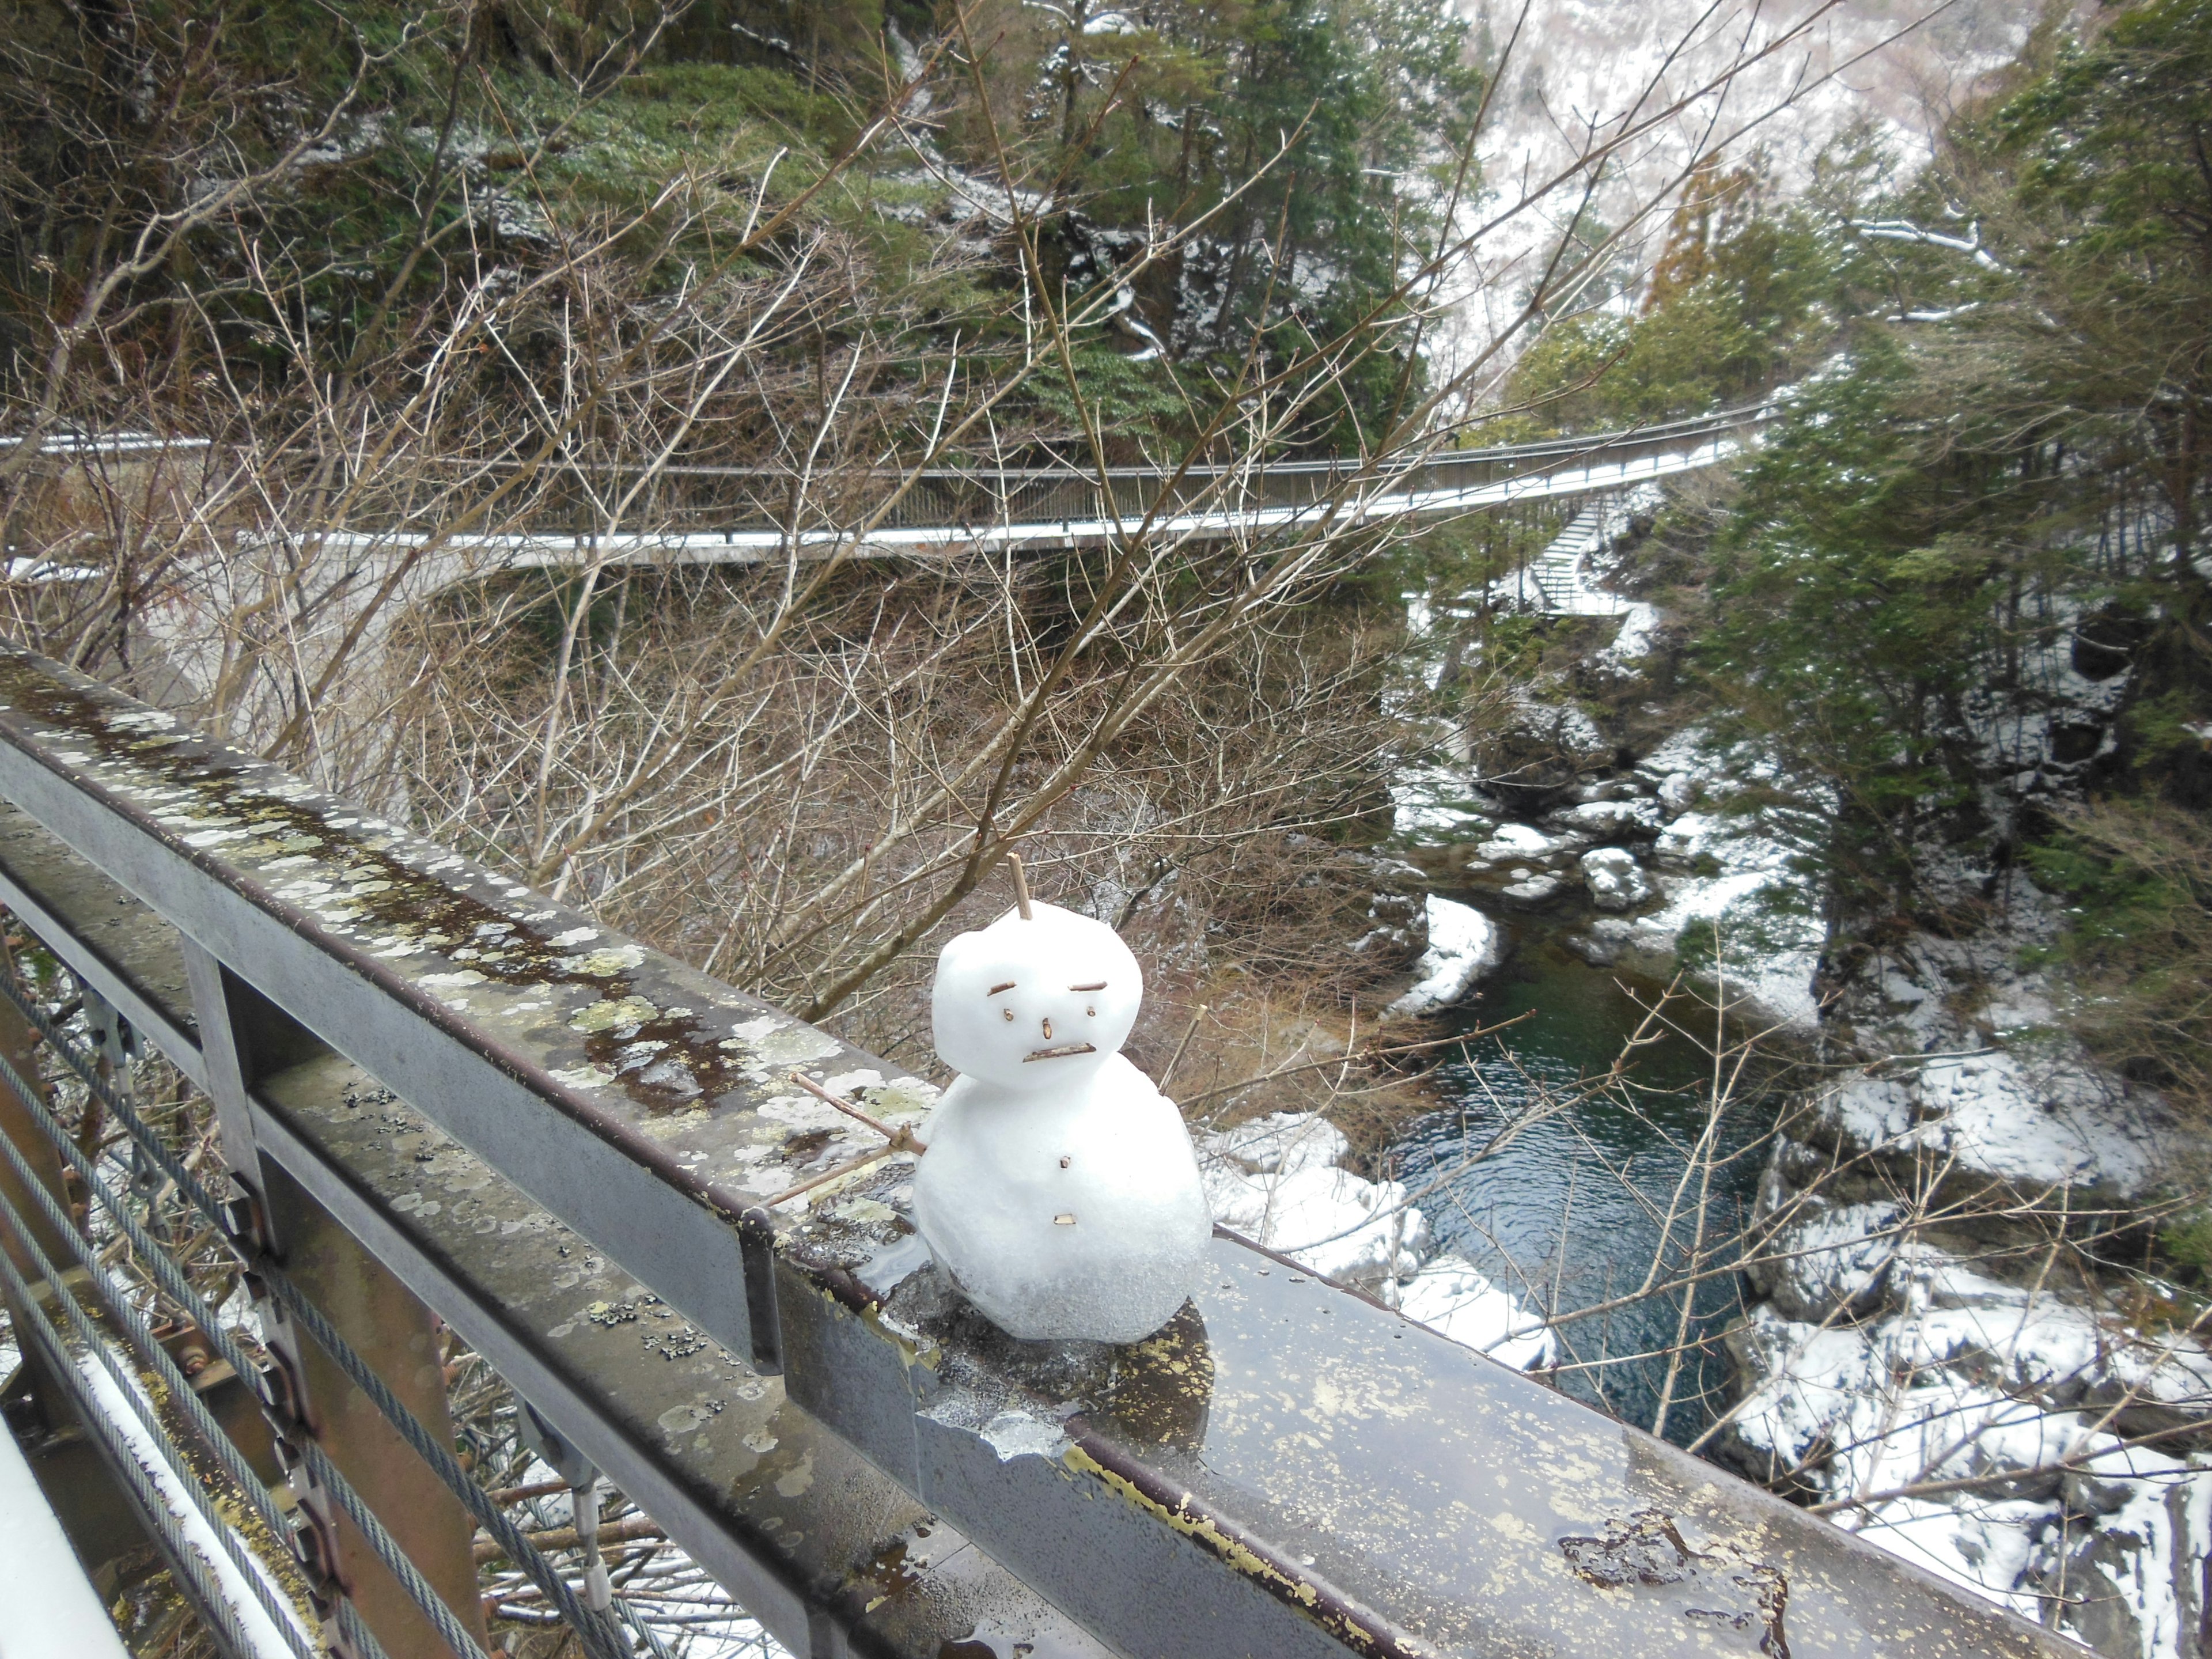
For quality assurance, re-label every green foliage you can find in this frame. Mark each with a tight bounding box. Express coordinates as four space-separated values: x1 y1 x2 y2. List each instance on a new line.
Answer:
1669 0 2212 925
1696 346 1982 901
2158 1209 2212 1282
2025 801 2212 1117
1506 157 1835 429
950 0 1483 442
1029 341 1191 440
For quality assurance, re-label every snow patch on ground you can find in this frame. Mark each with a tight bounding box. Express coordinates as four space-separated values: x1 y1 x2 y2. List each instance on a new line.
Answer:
1198 1112 1555 1370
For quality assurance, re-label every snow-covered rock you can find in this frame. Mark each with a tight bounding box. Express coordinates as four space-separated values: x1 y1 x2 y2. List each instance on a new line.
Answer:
1390 760 1496 840
1475 822 1579 862
1559 797 1660 836
1721 1247 2212 1648
1621 808 1825 1027
1396 1253 1555 1370
1387 895 1504 1017
1499 873 1565 904
1751 1195 1900 1323
1728 861 2203 1657
1197 1113 1551 1370
1820 1050 2166 1198
1581 847 1654 912
1200 1113 1427 1283
1597 603 1661 675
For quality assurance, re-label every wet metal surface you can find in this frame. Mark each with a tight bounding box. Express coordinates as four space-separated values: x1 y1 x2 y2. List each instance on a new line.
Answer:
0 643 2091 1657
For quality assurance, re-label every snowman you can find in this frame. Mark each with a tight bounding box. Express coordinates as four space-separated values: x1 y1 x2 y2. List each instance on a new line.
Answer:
911 878 1211 1343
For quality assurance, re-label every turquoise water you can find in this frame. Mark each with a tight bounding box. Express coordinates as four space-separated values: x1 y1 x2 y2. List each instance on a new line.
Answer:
1391 923 1778 1444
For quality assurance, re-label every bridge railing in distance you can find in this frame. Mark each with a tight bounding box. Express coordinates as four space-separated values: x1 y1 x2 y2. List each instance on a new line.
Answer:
0 639 2084 1659
219 404 1771 546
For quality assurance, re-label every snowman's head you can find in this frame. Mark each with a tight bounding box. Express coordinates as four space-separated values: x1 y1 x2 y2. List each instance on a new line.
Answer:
933 901 1142 1091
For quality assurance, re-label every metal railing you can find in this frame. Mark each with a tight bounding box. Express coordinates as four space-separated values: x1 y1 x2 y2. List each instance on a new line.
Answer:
0 639 2085 1659
433 406 1767 536
14 408 1764 571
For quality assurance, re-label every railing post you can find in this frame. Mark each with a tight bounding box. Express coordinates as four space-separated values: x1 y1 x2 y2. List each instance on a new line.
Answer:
183 941 490 1659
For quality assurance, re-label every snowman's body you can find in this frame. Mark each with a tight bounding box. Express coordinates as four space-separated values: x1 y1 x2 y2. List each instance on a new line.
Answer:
911 901 1211 1343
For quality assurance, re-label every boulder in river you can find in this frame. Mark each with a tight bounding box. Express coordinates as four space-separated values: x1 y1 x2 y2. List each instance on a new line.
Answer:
1387 895 1504 1016
1581 846 1654 911
1499 873 1565 905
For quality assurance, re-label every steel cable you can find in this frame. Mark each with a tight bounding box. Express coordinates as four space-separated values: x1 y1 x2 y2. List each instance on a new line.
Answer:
0 1178 324 1659
0 1039 490 1659
0 1245 282 1659
0 964 634 1659
255 1262 632 1659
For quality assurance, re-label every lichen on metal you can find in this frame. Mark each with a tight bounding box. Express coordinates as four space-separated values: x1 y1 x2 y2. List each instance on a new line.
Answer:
0 649 929 1226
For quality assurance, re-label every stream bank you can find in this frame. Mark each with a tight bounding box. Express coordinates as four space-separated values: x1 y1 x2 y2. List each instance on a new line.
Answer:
1353 496 2212 1657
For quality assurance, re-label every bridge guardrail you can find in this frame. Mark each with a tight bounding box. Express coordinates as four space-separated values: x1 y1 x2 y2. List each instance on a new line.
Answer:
8 407 1767 554
393 406 1770 540
0 639 2081 1658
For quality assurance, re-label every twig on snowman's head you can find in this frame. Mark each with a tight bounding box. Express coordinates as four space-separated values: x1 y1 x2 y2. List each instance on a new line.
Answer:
788 1070 928 1153
1007 849 1034 920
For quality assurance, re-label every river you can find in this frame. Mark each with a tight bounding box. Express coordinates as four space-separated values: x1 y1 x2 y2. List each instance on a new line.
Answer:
1390 911 1778 1445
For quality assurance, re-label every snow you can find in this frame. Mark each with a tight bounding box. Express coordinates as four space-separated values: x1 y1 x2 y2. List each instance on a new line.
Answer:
1625 817 1825 1027
1561 797 1657 836
0 1402 132 1657
914 902 1211 1342
77 1351 306 1659
1396 1253 1556 1370
1198 1112 1554 1369
1389 759 1495 839
1201 1113 1428 1282
1499 874 1565 903
1476 821 1576 860
1760 1197 1899 1323
1821 1048 2164 1196
1719 835 2212 1654
1508 684 1609 756
1580 846 1653 911
1725 1243 2212 1646
1598 603 1661 673
1387 895 1503 1016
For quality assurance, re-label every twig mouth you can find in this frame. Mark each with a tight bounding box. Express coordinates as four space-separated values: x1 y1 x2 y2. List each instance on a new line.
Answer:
1022 1042 1098 1062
